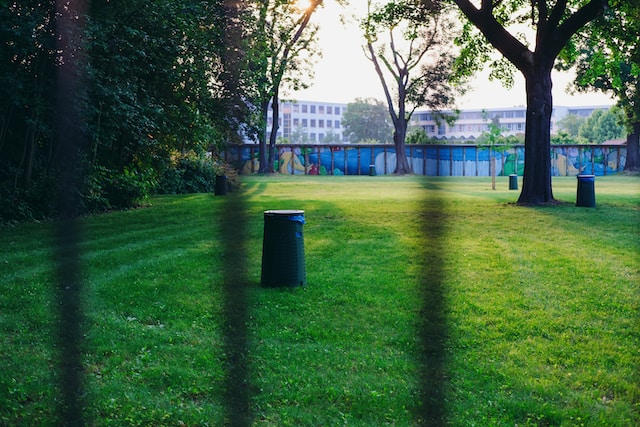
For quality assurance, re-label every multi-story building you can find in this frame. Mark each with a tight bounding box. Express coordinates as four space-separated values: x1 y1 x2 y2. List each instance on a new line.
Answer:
410 105 609 141
267 100 348 143
262 100 609 143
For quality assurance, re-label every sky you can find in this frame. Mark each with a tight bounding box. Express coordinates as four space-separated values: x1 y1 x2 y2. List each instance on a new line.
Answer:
290 2 615 110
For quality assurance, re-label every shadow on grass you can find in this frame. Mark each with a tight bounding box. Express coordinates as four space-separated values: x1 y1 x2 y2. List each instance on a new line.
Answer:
54 1 89 424
218 193 252 426
417 180 449 426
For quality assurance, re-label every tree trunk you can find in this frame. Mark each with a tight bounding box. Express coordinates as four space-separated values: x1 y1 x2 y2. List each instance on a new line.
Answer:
393 120 412 174
624 121 640 172
257 100 269 173
517 63 555 204
267 91 280 174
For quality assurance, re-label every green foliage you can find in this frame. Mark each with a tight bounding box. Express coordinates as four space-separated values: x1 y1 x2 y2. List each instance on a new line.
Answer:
551 130 588 145
342 98 393 143
84 166 155 212
578 107 626 143
406 127 438 144
0 0 249 221
556 113 587 136
156 153 220 195
559 0 640 127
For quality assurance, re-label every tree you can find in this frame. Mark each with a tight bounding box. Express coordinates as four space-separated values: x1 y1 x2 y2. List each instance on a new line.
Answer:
342 98 393 143
556 113 586 137
558 0 640 171
249 0 323 173
578 107 626 144
0 0 240 221
452 0 608 204
364 0 457 174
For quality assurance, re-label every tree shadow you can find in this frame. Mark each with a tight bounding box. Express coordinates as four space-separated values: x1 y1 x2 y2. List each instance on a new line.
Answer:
417 180 449 426
218 192 253 426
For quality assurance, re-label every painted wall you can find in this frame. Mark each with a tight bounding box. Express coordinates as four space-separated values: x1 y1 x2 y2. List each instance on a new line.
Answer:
226 144 627 177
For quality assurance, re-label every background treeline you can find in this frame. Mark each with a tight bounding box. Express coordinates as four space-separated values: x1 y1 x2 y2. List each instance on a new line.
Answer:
1 0 249 223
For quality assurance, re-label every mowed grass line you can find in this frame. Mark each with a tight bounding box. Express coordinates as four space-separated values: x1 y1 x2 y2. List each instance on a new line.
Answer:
0 175 637 426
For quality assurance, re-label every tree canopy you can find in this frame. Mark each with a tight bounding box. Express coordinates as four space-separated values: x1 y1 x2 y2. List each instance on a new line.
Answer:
557 0 640 170
342 98 393 143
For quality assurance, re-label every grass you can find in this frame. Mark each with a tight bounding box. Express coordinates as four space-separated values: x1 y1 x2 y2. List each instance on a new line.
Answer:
1 175 638 426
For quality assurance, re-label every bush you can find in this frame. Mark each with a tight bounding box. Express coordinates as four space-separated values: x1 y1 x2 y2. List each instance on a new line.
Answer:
83 166 154 212
156 152 238 194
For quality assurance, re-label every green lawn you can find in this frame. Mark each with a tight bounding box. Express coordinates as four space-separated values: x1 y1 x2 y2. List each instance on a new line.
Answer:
1 175 638 426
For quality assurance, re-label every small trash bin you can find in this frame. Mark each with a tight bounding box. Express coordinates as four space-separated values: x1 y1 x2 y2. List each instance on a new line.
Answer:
261 210 306 287
576 174 595 207
369 165 376 176
509 174 518 190
215 175 227 196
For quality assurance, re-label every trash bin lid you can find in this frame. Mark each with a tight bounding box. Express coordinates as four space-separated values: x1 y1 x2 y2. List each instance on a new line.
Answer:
264 210 304 216
577 174 595 181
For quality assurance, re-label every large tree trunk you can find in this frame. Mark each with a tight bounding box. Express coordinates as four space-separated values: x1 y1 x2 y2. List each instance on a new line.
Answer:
518 63 555 204
624 121 640 172
393 120 412 175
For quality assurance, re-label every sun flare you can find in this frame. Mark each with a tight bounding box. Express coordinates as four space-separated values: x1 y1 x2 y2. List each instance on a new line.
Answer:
294 0 312 11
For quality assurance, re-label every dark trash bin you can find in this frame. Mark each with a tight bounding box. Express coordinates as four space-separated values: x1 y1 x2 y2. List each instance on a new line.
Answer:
509 174 518 190
261 210 306 287
369 165 377 176
215 175 227 196
576 175 596 207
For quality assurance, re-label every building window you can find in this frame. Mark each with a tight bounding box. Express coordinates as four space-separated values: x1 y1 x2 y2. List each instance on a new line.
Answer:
301 104 307 113
310 105 316 114
310 119 316 127
327 106 333 114
293 118 299 126
293 104 300 113
302 118 308 127
319 119 324 128
335 120 340 128
334 107 340 115
318 133 324 142
310 133 316 141
318 105 325 114
327 120 332 128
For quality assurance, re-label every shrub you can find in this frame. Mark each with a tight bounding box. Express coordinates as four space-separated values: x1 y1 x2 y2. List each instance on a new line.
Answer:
156 152 238 194
83 166 154 212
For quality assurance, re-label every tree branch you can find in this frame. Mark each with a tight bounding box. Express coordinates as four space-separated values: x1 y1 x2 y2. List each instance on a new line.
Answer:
453 0 532 72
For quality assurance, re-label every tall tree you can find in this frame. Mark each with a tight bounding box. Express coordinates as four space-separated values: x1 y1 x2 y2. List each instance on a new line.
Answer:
364 0 457 174
342 98 393 143
249 0 322 173
452 0 608 204
558 0 639 171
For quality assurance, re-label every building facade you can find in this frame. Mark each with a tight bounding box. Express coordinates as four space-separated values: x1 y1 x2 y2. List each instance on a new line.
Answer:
262 100 609 143
267 100 348 143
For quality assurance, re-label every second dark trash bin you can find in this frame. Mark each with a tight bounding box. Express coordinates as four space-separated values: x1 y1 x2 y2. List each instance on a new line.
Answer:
509 174 518 190
261 210 306 287
214 175 228 196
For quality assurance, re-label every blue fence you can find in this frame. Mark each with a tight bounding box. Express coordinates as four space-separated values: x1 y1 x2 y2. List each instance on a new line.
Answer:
225 144 627 177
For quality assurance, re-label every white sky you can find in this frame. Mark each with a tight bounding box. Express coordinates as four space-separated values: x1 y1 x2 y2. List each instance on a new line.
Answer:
290 2 615 109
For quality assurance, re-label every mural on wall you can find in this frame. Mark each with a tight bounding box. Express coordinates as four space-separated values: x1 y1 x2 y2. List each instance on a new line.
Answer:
229 145 626 177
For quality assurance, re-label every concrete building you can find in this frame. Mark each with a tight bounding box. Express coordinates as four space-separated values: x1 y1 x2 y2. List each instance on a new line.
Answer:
263 100 610 143
410 105 610 141
267 100 348 143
